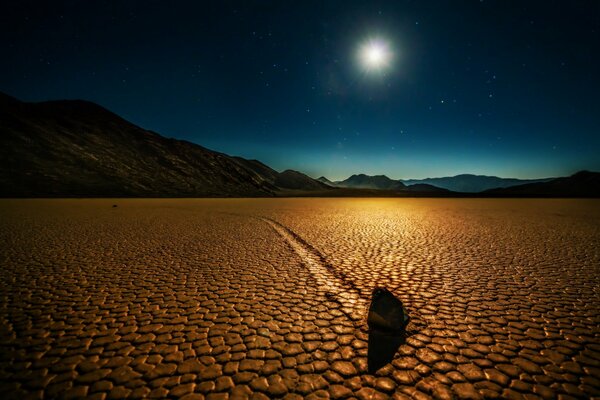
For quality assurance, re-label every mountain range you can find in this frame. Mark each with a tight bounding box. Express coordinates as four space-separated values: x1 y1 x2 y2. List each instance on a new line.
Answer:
1 92 598 197
321 172 600 197
401 175 554 193
318 174 447 193
320 174 555 193
484 171 600 197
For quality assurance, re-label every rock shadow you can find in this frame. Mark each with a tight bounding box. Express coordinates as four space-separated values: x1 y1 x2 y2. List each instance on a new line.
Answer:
366 287 411 374
367 328 407 373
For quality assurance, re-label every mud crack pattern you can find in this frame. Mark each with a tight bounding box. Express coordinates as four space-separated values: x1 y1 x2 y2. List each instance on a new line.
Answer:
260 217 368 326
1 198 599 400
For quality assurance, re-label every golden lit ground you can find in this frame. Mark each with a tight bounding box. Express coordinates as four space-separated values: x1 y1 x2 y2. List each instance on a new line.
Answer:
1 198 599 400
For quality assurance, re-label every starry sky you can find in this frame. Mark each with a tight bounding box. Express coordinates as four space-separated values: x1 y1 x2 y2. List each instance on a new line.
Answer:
1 1 599 180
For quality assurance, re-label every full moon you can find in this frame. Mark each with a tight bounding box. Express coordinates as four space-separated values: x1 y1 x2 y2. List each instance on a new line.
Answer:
358 38 392 72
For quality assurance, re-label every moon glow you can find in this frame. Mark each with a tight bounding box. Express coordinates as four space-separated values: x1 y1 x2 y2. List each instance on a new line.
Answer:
358 38 392 72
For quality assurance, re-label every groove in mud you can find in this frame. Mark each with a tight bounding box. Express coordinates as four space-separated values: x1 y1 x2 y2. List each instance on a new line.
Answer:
260 217 369 324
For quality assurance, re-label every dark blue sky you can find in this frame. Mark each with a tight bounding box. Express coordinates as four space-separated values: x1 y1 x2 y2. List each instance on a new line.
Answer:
2 1 599 180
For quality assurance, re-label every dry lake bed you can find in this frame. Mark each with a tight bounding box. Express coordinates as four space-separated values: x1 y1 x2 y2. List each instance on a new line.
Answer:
1 198 599 400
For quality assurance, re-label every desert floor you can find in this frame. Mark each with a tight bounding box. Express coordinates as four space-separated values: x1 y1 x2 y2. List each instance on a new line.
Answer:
1 198 599 400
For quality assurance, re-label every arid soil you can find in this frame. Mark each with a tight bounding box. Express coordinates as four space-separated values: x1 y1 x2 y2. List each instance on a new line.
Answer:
1 198 599 400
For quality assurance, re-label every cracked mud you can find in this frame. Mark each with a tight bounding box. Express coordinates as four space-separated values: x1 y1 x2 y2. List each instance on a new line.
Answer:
1 198 599 400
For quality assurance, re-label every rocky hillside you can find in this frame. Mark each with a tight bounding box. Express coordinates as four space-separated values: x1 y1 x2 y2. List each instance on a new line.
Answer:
0 93 329 197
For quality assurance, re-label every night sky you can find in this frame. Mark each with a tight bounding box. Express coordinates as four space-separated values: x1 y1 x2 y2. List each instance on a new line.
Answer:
2 1 599 180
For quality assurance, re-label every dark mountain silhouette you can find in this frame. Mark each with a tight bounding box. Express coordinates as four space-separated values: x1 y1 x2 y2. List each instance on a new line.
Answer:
320 171 593 196
484 171 600 197
274 170 330 190
404 183 450 192
317 176 335 186
328 174 451 193
401 174 554 193
336 174 406 190
0 93 329 197
2 93 595 198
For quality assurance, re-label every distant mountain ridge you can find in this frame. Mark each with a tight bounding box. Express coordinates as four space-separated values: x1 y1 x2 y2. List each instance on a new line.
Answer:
401 174 554 193
338 174 406 190
484 171 600 197
0 92 329 197
318 174 449 193
2 92 597 198
319 171 599 196
317 176 335 186
321 173 555 193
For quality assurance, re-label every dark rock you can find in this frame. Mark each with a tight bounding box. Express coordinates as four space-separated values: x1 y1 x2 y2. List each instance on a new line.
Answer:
367 287 410 332
367 288 410 373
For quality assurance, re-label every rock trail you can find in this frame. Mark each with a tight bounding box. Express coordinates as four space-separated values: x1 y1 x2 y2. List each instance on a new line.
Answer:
260 216 368 326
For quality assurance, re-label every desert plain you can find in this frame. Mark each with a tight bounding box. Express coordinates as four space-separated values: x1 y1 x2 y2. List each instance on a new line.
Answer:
0 198 599 400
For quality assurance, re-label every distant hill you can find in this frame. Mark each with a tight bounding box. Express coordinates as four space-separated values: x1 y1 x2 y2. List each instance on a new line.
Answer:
401 174 554 193
335 174 406 190
320 171 593 196
317 176 335 186
319 174 451 194
484 171 600 197
0 93 329 197
404 183 450 193
275 170 330 191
